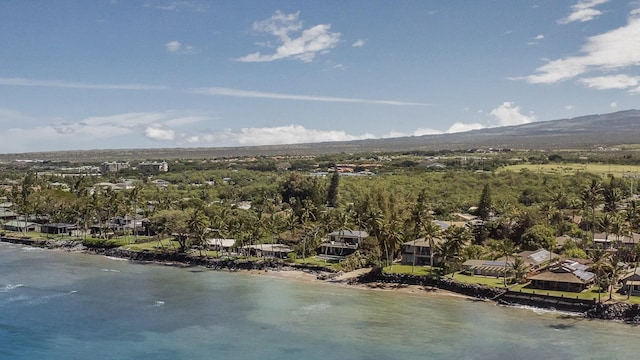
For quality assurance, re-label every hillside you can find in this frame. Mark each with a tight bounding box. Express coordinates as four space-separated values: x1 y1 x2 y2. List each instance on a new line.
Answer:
1 109 639 162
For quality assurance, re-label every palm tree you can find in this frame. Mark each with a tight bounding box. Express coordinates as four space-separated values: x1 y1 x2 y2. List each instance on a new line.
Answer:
581 179 603 234
608 254 624 301
588 247 613 302
187 208 209 256
497 239 517 287
127 186 144 243
511 256 527 283
421 220 441 275
441 225 472 277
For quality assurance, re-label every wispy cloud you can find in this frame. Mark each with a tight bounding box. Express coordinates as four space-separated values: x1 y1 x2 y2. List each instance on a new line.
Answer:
165 40 182 52
558 0 609 24
579 74 640 90
513 9 640 85
352 39 366 48
189 87 428 106
165 40 194 54
237 11 340 63
144 1 207 12
0 77 168 90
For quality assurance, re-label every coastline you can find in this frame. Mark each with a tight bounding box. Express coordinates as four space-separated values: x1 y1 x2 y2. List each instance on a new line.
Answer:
2 235 640 323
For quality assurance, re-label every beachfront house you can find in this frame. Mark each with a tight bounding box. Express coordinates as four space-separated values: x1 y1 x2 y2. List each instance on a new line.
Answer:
318 230 368 261
2 220 40 233
461 249 558 278
401 237 444 266
462 259 513 277
206 238 236 255
621 268 640 296
41 223 78 235
528 260 595 292
241 243 292 259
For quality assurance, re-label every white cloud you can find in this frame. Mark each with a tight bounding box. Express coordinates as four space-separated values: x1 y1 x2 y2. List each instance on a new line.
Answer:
579 74 640 90
165 40 195 54
165 40 181 52
237 11 340 63
0 77 167 90
184 125 375 146
145 126 175 141
352 39 365 48
565 105 575 110
490 102 536 126
515 9 640 85
190 87 429 106
610 101 618 108
558 0 609 24
447 122 485 133
535 34 545 40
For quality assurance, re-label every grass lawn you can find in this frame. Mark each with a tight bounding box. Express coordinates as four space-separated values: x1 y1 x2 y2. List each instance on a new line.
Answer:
123 238 176 251
451 273 511 288
499 163 640 177
384 264 434 276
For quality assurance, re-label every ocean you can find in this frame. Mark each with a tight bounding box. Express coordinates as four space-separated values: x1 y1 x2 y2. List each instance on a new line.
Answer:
1 241 639 360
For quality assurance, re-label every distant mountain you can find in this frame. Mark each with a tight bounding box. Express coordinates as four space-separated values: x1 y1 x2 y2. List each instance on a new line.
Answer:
1 109 639 162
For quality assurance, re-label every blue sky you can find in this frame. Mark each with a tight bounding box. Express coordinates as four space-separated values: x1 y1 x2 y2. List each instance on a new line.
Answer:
1 0 639 153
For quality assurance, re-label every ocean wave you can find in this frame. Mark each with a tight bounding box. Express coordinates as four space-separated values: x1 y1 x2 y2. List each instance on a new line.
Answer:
154 300 165 307
26 290 77 305
0 284 25 292
105 256 128 261
101 269 121 273
21 246 44 252
506 304 582 317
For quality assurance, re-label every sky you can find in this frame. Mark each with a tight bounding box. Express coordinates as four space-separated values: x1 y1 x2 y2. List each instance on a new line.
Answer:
0 0 639 153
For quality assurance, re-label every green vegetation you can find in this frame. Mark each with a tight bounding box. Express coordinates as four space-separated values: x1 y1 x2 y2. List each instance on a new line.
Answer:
3 148 640 304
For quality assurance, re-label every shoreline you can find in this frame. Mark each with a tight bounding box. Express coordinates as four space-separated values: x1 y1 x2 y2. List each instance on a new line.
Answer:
2 236 640 322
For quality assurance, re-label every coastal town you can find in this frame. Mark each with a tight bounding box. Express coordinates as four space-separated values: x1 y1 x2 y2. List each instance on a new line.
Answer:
2 150 640 321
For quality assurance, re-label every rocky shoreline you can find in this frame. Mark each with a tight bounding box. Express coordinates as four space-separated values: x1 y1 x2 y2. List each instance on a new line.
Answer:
2 236 640 323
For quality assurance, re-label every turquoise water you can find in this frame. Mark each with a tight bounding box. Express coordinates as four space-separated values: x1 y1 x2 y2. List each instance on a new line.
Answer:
1 242 639 360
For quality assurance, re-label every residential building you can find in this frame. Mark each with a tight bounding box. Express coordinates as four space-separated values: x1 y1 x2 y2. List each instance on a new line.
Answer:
401 237 444 266
138 161 168 172
318 230 368 260
100 162 130 174
528 260 595 292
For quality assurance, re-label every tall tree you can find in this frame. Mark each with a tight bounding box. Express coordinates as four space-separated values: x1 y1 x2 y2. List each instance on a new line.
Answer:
326 171 340 208
477 183 492 221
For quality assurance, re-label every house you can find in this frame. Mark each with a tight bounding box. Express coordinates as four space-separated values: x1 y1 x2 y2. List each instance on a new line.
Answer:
592 232 640 250
318 230 368 260
241 243 292 259
0 207 18 221
514 249 559 269
91 215 146 236
461 249 557 278
621 268 640 296
401 237 444 266
2 220 40 233
41 223 78 235
206 238 236 253
462 259 513 277
528 260 595 292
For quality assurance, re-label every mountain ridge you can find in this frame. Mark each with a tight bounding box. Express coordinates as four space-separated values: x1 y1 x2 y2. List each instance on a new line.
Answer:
1 109 639 162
